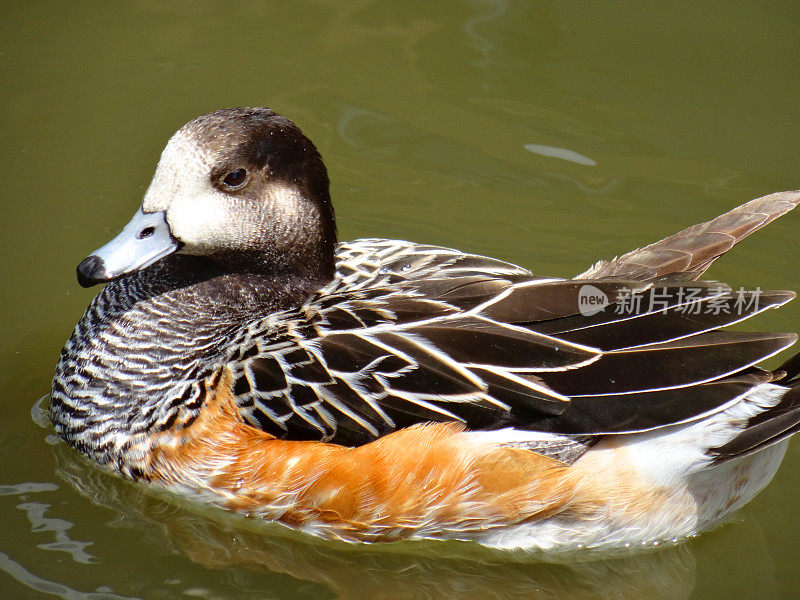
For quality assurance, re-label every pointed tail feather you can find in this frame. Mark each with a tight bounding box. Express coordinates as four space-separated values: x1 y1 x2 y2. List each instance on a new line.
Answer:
710 382 800 463
576 191 800 281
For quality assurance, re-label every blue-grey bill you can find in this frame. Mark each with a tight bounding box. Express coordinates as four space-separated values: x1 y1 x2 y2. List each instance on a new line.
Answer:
76 208 180 287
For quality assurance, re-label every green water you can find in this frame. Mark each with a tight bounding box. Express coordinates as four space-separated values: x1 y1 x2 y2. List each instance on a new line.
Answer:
3 2 800 598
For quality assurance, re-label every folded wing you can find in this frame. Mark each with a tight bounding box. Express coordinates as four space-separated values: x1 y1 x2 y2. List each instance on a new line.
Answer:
225 192 800 445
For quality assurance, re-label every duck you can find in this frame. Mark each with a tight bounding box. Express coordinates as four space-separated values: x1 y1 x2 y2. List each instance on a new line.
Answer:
51 107 800 552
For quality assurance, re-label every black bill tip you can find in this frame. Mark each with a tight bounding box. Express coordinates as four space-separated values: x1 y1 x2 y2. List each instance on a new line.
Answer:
76 255 107 288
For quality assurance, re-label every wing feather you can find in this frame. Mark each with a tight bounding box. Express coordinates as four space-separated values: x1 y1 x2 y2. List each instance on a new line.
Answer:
540 332 796 397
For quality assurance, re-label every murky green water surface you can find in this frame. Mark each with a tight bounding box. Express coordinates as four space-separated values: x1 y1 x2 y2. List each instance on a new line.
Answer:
3 2 800 598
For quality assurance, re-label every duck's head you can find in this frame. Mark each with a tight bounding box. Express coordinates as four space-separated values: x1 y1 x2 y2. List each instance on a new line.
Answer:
76 107 336 288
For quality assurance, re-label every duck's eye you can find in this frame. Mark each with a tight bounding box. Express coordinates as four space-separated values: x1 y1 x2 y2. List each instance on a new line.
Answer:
222 169 248 189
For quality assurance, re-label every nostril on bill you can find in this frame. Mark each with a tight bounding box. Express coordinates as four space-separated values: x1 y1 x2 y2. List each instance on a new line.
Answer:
138 226 156 239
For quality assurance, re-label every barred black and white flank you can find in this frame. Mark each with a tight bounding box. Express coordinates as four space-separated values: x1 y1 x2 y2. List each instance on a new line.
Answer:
51 108 800 551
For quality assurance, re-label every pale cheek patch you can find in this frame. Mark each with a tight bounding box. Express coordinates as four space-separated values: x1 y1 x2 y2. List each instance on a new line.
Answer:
167 183 312 255
168 190 234 252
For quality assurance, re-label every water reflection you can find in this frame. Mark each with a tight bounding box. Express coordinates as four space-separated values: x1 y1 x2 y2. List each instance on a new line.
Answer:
0 480 96 565
52 443 699 600
0 552 139 600
523 143 598 166
17 501 96 564
461 0 508 73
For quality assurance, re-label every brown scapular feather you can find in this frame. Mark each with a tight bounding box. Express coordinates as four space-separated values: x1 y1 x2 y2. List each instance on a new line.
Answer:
576 191 800 281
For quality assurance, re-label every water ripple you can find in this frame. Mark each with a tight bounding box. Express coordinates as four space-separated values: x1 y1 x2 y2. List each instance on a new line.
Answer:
17 501 97 564
524 143 598 166
0 551 140 600
0 482 58 496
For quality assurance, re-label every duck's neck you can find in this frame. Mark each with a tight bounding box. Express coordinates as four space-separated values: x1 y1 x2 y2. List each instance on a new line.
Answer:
205 239 337 290
50 254 333 475
159 253 333 316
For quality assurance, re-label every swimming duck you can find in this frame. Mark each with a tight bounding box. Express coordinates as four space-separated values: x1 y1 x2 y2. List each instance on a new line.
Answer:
51 107 800 551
